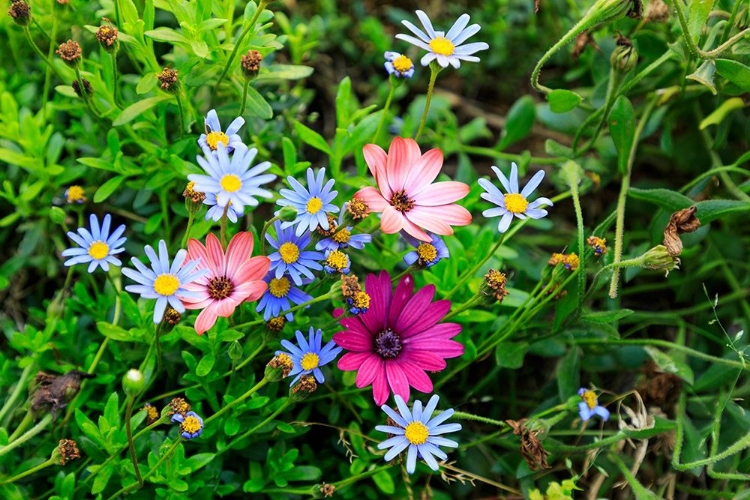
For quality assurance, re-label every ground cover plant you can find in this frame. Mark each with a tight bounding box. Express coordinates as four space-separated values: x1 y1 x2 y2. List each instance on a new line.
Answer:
0 0 749 498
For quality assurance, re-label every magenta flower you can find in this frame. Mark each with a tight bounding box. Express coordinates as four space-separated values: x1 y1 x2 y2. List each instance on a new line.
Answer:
183 232 270 335
354 137 472 242
333 271 463 405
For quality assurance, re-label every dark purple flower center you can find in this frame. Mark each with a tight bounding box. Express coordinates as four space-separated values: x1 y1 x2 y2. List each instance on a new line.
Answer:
390 190 414 213
375 328 402 358
208 276 234 300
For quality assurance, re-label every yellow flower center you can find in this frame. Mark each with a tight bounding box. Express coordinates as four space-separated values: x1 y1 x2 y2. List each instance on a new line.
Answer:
300 352 320 371
404 421 430 445
582 390 598 410
153 274 180 296
504 193 529 214
392 54 413 73
351 291 371 309
269 277 291 298
279 242 300 264
181 415 202 434
88 241 110 260
276 352 293 370
332 228 351 244
429 36 455 56
306 197 323 214
220 174 242 193
326 250 349 271
66 185 85 203
416 243 438 263
206 131 229 150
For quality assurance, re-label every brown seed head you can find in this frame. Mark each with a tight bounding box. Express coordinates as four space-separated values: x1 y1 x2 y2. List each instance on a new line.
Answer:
319 483 336 498
506 419 549 471
241 50 263 79
96 25 118 50
347 198 370 220
340 274 361 298
168 397 191 416
266 316 286 332
8 0 31 25
56 40 82 65
157 68 179 93
483 269 509 303
72 79 92 98
290 375 318 401
268 353 294 378
143 403 160 425
645 0 669 22
164 306 181 325
316 214 338 238
58 439 81 465
663 206 700 257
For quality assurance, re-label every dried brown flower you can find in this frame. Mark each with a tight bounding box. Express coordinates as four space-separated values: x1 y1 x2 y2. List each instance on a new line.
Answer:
72 79 92 98
586 236 607 256
319 483 336 497
506 419 550 471
168 397 191 417
290 375 317 401
8 0 31 25
157 68 179 93
31 370 95 417
267 353 294 379
164 306 181 325
572 32 596 59
316 214 338 238
340 274 361 299
58 439 81 465
346 198 370 220
645 0 669 22
266 316 286 332
143 403 160 425
483 269 509 303
241 49 262 79
56 40 82 65
663 206 700 257
96 25 118 50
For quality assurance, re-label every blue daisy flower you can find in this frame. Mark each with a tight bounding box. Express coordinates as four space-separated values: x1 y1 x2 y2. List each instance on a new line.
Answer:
376 394 461 474
276 168 339 236
171 411 204 439
204 192 241 223
384 51 416 78
323 249 350 275
256 273 313 321
122 240 207 323
266 221 324 285
478 162 553 233
189 143 276 221
315 205 372 252
62 213 127 273
198 109 245 154
402 231 449 268
578 388 610 422
276 327 343 386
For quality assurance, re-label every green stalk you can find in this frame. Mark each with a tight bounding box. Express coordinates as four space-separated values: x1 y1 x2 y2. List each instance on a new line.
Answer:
452 411 510 428
259 214 282 255
372 77 397 143
0 364 34 425
414 61 442 141
219 399 292 455
239 78 250 115
22 27 63 81
125 397 143 486
106 439 182 500
42 12 58 120
0 414 53 457
214 0 270 91
220 204 230 248
180 212 195 249
0 455 57 485
111 47 121 108
175 93 187 136
204 377 269 425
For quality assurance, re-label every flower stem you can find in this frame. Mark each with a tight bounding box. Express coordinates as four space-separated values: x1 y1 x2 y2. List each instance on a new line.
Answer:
214 0 270 91
414 62 442 141
0 414 53 457
530 15 590 95
451 411 509 428
563 162 585 317
442 294 483 322
106 439 182 500
239 78 250 116
22 27 63 81
220 204 230 249
181 212 195 249
125 396 143 486
219 399 292 455
204 377 269 425
0 456 57 485
445 234 506 299
0 364 34 426
373 78 397 143
259 214 281 255
175 93 187 135
111 47 121 108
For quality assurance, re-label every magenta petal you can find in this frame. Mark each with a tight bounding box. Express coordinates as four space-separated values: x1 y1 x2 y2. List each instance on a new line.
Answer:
338 351 372 371
400 300 452 338
360 271 391 333
394 285 436 334
400 362 434 393
399 350 448 371
333 308 345 318
406 322 462 341
333 331 373 351
372 363 390 405
355 355 384 388
388 275 415 327
406 338 464 358
386 362 411 403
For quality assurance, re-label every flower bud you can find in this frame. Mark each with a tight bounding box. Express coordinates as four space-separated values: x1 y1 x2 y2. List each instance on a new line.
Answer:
182 181 206 215
96 25 118 52
265 354 293 382
72 79 92 99
122 369 145 397
278 205 298 223
49 206 66 225
610 36 638 73
640 245 680 276
157 68 179 93
241 49 262 80
228 340 243 363
8 0 31 26
56 40 82 67
290 375 317 402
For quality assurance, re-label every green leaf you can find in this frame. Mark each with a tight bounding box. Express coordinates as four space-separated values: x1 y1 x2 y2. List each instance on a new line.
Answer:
609 95 636 175
699 97 745 129
244 86 273 119
714 58 750 91
498 96 535 149
628 188 750 223
91 463 114 494
643 347 694 384
184 453 215 472
581 309 634 324
93 176 126 203
136 73 158 95
548 89 582 113
335 77 352 128
688 0 715 43
196 352 216 377
557 347 580 401
96 321 133 341
0 149 38 171
494 342 529 369
372 470 395 494
294 121 332 155
112 95 171 126
144 27 190 44
694 199 750 223
104 392 119 427
255 64 314 81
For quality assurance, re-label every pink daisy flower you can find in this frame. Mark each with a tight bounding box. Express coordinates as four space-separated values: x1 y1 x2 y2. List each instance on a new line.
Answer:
354 137 472 242
333 271 464 405
183 232 270 335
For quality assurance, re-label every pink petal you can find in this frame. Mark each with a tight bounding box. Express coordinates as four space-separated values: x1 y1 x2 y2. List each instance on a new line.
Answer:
333 330 374 352
399 362 434 393
234 256 271 284
353 187 390 213
413 182 470 206
205 233 226 273
386 362 411 403
404 147 444 194
182 291 211 308
401 218 431 242
386 137 417 195
429 204 473 226
394 285 436 333
360 272 390 333
234 281 267 303
405 207 454 235
215 297 239 317
387 275 414 327
337 351 372 371
338 315 370 335
372 366 391 406
380 206 405 234
194 304 219 335
405 338 464 359
187 238 220 276
355 355 384 388
400 300 452 338
399 350 448 371
363 144 390 198
225 232 255 274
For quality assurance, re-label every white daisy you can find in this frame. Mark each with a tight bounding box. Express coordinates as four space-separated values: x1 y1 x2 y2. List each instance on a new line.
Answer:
396 10 489 69
478 162 553 233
